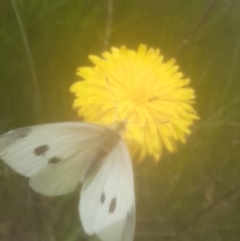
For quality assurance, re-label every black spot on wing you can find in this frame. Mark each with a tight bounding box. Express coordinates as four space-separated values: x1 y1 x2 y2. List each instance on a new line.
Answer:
109 197 117 213
34 145 49 156
101 192 105 204
48 157 61 164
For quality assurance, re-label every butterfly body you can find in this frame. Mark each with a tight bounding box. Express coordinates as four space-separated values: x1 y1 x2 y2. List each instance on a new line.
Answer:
0 121 135 241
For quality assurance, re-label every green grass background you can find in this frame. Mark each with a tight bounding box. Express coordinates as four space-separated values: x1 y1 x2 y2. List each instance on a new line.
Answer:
0 0 240 240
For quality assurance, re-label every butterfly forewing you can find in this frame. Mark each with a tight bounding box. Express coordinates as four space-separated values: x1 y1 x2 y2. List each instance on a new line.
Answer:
0 122 107 195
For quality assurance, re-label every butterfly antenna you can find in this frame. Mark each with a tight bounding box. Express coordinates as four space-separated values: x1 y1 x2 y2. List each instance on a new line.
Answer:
11 0 41 115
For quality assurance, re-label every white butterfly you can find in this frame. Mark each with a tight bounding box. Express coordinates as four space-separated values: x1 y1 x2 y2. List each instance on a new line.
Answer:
0 121 135 241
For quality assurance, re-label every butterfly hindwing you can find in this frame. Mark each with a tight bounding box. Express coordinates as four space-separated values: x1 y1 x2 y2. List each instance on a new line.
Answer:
80 139 135 241
0 122 107 195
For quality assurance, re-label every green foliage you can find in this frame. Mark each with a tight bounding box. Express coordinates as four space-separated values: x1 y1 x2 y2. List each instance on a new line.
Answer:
0 0 240 240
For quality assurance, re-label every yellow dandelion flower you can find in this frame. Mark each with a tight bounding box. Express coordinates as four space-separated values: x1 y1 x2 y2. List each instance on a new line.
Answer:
70 44 199 162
